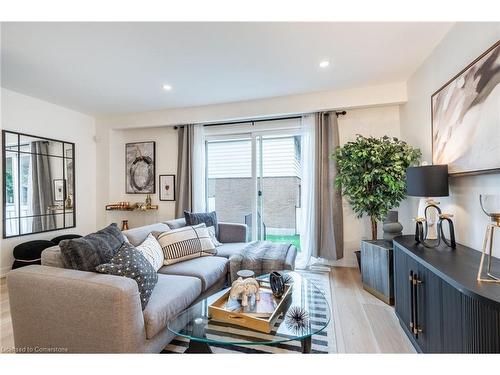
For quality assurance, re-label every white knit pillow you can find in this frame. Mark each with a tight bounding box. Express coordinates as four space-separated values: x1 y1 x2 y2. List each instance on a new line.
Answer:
156 223 216 266
136 233 164 271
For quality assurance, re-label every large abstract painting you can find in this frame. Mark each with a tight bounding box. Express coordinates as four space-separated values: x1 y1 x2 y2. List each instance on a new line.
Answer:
432 41 500 175
126 141 155 194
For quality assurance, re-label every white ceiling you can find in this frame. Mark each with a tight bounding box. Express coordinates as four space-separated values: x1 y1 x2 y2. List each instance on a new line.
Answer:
1 22 453 115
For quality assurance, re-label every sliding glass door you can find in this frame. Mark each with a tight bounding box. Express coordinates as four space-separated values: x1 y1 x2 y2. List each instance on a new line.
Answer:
206 123 302 250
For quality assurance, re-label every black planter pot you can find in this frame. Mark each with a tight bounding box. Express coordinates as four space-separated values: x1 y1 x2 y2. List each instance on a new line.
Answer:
354 250 361 270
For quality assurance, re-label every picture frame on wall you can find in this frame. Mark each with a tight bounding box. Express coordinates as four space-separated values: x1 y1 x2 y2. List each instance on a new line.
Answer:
431 40 500 176
159 174 175 201
125 141 156 194
53 179 65 202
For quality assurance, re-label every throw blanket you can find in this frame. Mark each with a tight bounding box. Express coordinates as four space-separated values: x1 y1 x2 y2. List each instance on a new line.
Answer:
231 241 291 281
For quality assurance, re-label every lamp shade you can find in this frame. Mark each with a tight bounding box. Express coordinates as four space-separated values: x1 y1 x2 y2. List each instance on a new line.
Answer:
406 165 449 197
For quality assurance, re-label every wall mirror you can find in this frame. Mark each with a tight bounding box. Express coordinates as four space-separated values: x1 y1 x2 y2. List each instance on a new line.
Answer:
2 130 75 238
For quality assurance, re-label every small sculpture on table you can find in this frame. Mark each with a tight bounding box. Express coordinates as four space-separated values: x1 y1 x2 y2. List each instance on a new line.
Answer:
229 277 260 307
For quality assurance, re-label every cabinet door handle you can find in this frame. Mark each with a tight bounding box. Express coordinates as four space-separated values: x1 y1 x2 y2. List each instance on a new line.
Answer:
413 275 423 336
409 271 415 332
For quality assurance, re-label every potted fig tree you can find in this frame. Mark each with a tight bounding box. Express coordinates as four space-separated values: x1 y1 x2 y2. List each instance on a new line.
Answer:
332 135 421 267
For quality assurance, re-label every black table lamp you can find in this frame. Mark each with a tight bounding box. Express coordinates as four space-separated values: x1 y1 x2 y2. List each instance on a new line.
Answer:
406 165 455 248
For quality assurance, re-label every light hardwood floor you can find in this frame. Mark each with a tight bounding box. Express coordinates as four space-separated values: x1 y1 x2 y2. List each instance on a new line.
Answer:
0 267 415 353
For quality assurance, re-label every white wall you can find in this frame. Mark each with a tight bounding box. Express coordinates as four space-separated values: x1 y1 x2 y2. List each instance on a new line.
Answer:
335 105 402 267
105 126 178 228
0 89 97 276
400 22 500 254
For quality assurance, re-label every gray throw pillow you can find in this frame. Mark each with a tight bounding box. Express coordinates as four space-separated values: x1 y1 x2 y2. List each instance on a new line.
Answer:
96 243 158 310
184 210 219 238
59 223 124 272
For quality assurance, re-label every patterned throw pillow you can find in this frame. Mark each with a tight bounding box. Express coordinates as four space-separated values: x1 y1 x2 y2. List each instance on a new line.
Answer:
156 224 216 266
96 243 158 310
136 233 164 271
207 226 222 247
184 211 219 238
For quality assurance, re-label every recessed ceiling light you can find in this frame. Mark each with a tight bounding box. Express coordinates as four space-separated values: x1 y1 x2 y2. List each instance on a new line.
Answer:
319 60 330 68
162 84 172 91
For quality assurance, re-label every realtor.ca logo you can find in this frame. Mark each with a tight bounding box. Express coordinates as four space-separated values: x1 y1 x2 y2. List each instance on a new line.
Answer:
2 346 68 353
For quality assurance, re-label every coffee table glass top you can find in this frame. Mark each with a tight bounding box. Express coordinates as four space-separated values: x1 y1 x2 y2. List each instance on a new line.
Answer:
167 272 330 346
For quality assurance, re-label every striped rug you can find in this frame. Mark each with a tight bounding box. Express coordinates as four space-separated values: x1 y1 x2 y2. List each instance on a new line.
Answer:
162 270 335 354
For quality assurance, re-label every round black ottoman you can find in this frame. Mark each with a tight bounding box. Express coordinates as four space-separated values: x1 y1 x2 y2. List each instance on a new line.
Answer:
12 240 56 269
51 234 82 245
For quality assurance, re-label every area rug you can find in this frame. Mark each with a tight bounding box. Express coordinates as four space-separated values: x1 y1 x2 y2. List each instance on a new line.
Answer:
162 270 335 354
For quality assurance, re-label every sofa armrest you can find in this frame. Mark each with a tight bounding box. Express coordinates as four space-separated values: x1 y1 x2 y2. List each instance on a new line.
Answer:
284 245 297 270
7 265 146 353
218 222 248 243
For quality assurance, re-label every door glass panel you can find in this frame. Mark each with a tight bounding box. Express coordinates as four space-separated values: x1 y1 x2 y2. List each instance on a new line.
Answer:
259 135 302 250
206 137 252 233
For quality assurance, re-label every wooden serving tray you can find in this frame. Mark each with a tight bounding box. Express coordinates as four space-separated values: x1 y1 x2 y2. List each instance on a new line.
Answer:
208 282 292 333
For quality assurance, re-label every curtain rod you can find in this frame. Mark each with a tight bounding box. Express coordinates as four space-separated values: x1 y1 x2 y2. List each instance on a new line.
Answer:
174 110 346 129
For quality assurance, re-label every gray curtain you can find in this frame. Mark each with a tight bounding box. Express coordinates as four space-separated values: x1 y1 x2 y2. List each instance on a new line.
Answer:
312 112 344 260
175 125 193 217
31 141 56 232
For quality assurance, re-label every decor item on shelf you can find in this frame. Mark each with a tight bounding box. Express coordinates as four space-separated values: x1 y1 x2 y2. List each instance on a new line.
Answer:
269 271 285 298
333 135 421 240
406 164 456 249
126 141 155 194
382 211 403 241
285 306 310 333
65 194 73 209
121 220 129 231
432 41 500 176
145 194 152 208
477 194 500 283
159 174 176 201
105 202 158 211
229 277 261 307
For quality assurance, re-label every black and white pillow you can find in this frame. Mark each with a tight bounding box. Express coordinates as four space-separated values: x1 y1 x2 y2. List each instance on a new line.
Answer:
156 223 216 266
96 243 158 310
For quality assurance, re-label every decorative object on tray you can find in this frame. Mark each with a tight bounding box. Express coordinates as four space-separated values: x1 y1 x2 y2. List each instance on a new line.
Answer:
432 41 500 176
126 141 155 194
208 279 293 333
229 277 260 307
333 135 421 241
159 174 176 201
477 194 500 283
406 164 456 249
285 306 310 334
382 211 403 241
270 271 285 298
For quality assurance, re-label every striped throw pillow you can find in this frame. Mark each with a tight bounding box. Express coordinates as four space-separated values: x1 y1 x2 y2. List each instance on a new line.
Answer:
157 224 216 266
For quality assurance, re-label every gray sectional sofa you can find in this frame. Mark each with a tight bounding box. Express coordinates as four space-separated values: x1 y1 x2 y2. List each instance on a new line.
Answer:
6 218 296 353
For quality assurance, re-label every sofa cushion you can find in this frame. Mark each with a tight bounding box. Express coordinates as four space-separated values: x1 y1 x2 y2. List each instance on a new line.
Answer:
215 242 247 259
96 243 158 310
184 211 219 238
122 223 170 246
157 224 216 266
164 218 186 230
41 245 66 268
158 256 228 291
143 274 202 339
59 223 124 272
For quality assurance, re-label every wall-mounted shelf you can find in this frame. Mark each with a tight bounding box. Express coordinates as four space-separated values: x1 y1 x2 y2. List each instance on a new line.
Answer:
105 203 158 212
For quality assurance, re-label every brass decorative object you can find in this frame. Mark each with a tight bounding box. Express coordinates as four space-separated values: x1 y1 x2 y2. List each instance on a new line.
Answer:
477 195 500 283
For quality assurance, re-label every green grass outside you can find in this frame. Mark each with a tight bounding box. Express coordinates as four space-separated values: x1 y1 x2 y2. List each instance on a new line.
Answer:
265 234 301 251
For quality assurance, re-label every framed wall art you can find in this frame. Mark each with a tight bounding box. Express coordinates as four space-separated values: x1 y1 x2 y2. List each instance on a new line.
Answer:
159 174 175 201
432 40 500 176
125 141 156 194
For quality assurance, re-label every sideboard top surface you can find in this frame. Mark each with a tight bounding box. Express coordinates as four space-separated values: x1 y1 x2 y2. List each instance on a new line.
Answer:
394 235 500 306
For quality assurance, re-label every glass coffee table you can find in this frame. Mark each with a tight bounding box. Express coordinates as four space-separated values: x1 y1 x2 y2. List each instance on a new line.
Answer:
167 272 330 353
